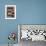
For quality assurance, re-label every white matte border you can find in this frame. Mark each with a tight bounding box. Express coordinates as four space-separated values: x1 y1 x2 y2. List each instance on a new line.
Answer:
18 25 20 43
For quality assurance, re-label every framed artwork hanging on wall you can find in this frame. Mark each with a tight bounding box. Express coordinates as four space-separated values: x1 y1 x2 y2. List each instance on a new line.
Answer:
5 5 16 19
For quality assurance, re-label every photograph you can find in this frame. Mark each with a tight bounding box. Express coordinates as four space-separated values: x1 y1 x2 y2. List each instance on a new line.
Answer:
18 24 46 46
5 5 16 19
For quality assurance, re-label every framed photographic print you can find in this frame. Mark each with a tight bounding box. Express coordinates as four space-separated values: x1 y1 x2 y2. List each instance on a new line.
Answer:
5 5 16 19
18 24 46 42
